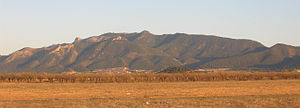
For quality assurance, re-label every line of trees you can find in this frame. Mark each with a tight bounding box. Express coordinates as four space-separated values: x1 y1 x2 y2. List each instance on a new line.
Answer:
0 72 300 83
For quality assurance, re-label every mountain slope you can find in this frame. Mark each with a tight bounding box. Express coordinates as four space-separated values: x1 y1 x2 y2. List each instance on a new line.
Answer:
69 38 181 72
149 33 265 65
199 44 300 70
0 31 298 73
119 31 266 65
0 55 5 62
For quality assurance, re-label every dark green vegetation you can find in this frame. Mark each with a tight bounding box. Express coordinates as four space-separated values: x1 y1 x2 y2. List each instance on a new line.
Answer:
0 31 299 73
158 66 193 73
1 72 300 83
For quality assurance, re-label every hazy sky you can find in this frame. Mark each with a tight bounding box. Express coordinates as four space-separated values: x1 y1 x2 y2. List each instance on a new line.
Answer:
1 0 300 55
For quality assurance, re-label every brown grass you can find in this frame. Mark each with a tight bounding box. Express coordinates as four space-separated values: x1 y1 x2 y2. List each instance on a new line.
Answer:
0 80 300 107
1 72 300 83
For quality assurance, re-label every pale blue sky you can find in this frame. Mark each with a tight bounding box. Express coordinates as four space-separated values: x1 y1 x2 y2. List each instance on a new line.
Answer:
1 0 300 55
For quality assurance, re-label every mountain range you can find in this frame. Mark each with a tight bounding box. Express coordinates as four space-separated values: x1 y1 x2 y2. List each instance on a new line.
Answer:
0 30 299 73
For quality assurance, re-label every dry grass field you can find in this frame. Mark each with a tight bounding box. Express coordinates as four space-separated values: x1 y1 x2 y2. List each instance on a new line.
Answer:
0 80 300 108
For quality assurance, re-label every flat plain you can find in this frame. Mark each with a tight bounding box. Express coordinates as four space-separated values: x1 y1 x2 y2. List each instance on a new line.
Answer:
0 80 300 108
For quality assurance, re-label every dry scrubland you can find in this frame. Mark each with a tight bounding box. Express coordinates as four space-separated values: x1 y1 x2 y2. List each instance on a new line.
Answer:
0 80 300 108
0 72 300 83
0 72 300 108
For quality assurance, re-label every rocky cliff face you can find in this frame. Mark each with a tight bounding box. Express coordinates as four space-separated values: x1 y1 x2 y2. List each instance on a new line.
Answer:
0 31 297 73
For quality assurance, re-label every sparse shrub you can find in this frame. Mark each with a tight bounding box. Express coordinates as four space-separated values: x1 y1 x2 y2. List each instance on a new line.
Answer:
0 72 300 83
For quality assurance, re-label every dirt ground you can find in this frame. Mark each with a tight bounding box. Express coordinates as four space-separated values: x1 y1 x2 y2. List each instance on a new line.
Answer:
0 80 300 108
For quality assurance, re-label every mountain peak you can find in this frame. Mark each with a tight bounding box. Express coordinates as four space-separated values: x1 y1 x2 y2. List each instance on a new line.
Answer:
74 37 82 43
21 47 33 51
140 30 152 35
271 43 294 49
